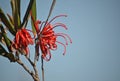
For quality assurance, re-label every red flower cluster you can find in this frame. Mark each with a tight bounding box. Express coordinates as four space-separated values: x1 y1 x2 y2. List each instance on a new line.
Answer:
11 14 72 60
33 15 72 61
12 29 34 55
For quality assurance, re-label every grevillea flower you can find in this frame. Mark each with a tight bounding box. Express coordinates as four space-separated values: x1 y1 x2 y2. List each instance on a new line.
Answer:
32 14 72 61
12 29 34 55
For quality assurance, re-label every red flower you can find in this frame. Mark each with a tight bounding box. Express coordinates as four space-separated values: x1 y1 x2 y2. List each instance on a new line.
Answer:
12 29 34 55
33 15 72 61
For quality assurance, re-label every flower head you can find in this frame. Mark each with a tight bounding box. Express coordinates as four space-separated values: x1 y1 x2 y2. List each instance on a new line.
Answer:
12 29 34 55
33 15 72 61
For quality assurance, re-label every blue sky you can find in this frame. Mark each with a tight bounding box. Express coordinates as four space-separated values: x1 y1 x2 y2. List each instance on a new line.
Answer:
0 0 120 81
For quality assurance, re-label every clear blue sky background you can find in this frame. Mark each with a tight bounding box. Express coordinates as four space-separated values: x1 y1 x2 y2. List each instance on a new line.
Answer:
0 0 120 81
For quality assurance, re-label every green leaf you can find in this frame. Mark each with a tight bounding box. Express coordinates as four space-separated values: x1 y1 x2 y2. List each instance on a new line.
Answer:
0 44 16 62
45 0 56 25
10 0 15 25
7 14 14 25
17 0 21 19
31 0 37 35
21 0 34 28
0 8 16 35
11 0 21 30
15 0 21 28
0 25 12 52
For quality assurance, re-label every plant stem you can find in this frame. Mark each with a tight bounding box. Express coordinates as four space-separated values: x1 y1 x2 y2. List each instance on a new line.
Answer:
16 57 40 81
26 56 40 80
41 56 44 81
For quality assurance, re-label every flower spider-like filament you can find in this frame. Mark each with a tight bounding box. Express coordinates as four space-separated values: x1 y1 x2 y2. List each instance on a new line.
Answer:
32 14 72 61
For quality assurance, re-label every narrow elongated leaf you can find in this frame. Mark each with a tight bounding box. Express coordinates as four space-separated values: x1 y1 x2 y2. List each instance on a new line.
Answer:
0 8 16 35
10 0 14 25
31 0 37 35
0 25 12 52
7 14 14 25
17 0 21 19
0 44 15 62
21 0 34 28
45 0 56 26
11 0 21 30
15 0 21 28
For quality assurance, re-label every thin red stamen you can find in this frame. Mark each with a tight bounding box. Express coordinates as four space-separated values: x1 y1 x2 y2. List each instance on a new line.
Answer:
55 33 72 44
55 33 68 45
56 41 66 55
42 23 67 34
52 23 68 30
46 15 67 26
